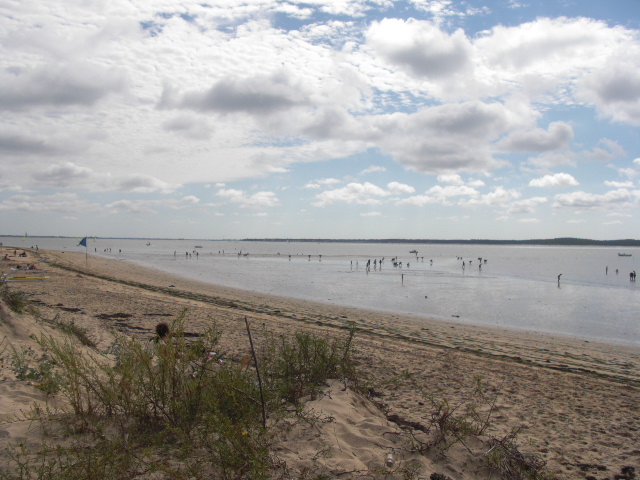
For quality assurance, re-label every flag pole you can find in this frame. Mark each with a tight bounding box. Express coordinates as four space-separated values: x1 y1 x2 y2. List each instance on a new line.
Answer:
78 236 88 268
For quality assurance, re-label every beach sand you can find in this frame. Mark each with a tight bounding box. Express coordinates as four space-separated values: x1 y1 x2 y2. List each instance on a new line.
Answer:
1 247 639 479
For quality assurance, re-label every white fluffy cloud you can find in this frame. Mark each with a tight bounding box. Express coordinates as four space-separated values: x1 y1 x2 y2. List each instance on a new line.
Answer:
461 187 521 207
312 182 389 207
498 122 573 153
376 100 519 174
387 181 415 194
529 173 579 188
366 18 474 79
217 188 280 209
577 54 640 125
553 188 634 209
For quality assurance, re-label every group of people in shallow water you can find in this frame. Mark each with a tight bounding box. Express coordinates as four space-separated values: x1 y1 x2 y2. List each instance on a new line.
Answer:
605 266 636 281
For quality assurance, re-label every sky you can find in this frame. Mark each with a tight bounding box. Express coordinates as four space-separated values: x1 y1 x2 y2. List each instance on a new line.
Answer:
1 0 639 240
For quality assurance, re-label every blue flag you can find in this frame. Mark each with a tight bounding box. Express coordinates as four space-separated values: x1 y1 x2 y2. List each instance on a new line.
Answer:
78 237 88 247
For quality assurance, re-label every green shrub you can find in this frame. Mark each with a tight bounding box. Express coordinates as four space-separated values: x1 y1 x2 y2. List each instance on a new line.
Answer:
260 328 357 404
0 313 359 480
1 283 30 314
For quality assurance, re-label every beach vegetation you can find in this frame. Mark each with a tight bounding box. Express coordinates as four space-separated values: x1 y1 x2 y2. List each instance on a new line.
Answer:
484 428 551 480
0 281 31 314
39 314 96 348
382 380 558 480
395 378 500 459
0 312 359 480
260 328 357 404
6 344 62 395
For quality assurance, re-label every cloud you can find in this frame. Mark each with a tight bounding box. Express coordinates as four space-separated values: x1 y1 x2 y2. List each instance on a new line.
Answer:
398 184 480 207
618 167 640 179
162 115 212 140
498 122 573 153
526 152 575 169
163 69 311 115
387 181 415 194
437 174 464 185
312 182 389 207
468 179 486 188
109 175 178 194
366 18 473 79
106 199 158 215
32 162 93 188
577 56 640 126
0 62 126 111
582 138 626 162
181 195 200 204
428 185 480 198
518 218 540 223
529 173 579 188
0 193 100 213
461 186 521 207
553 188 633 209
476 17 630 79
605 180 634 188
361 165 386 174
507 197 548 214
305 178 342 189
0 132 83 156
217 188 280 208
378 101 517 174
395 194 441 207
26 162 178 193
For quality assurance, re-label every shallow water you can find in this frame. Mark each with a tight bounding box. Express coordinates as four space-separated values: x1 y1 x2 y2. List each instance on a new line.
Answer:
4 237 639 346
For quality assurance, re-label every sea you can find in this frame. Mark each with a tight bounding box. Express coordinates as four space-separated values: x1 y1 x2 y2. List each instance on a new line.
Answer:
3 236 639 347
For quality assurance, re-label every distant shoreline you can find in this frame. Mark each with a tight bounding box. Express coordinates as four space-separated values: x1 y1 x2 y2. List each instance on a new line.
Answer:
3 235 640 247
244 237 640 246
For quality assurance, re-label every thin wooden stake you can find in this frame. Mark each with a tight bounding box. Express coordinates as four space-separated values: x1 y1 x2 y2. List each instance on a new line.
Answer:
245 316 267 429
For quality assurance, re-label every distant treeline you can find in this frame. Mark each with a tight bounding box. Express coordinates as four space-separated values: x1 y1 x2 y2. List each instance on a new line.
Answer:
3 235 638 247
244 238 640 247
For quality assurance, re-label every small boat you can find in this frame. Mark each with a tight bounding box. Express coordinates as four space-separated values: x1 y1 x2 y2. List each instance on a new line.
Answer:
618 253 632 257
194 246 203 248
409 249 418 254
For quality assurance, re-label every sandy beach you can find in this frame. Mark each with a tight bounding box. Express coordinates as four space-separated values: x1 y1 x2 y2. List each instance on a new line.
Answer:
1 246 639 479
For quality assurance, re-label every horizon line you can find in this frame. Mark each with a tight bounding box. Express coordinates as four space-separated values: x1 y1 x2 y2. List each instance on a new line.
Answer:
2 235 639 246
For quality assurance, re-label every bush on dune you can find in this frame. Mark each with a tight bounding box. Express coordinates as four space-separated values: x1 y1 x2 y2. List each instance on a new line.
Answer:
1 310 358 480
